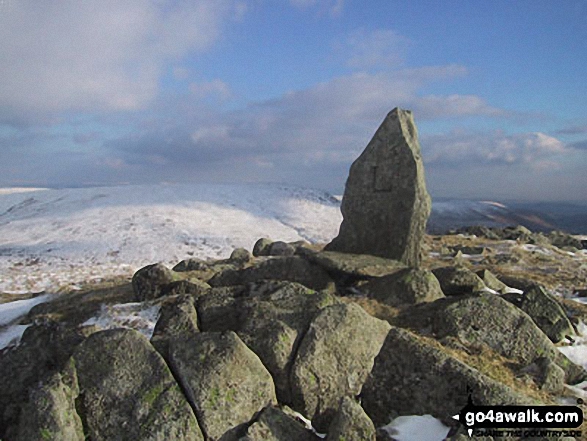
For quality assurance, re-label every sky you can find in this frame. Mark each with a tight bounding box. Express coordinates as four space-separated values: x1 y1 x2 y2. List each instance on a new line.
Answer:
0 0 586 202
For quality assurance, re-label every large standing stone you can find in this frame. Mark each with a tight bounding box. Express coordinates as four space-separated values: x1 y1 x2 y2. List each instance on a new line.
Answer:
325 108 431 266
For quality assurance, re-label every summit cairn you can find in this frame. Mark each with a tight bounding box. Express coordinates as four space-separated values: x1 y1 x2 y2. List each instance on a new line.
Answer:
325 108 431 266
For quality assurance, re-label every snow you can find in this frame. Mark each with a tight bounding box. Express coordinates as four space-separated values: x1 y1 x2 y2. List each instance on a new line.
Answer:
0 294 53 326
82 302 161 339
0 324 30 350
380 414 451 441
0 183 342 294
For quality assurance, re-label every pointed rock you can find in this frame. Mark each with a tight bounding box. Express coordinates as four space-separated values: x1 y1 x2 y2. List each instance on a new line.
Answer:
325 108 431 266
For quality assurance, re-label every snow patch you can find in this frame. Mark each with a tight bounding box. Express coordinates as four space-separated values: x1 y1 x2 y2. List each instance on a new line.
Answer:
380 414 451 441
82 302 161 338
0 324 30 350
0 294 53 326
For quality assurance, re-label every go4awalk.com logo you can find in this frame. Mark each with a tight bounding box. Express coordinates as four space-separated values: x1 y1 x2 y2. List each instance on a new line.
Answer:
452 399 583 438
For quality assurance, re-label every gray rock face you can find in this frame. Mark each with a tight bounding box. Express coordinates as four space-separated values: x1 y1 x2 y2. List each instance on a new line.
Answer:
290 303 391 431
362 267 444 306
240 406 320 441
16 361 84 441
361 327 533 426
432 266 486 296
325 108 431 266
132 263 179 301
73 328 203 441
520 284 574 343
151 294 200 358
168 331 277 440
326 397 376 441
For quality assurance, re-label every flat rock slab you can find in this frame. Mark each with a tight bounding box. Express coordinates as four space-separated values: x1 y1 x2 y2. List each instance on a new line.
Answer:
291 303 391 432
297 248 406 279
168 331 277 441
74 328 203 441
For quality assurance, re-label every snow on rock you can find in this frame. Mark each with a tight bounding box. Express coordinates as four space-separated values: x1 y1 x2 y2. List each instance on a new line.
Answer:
0 294 53 326
82 302 161 339
0 324 31 350
0 183 342 293
380 414 451 441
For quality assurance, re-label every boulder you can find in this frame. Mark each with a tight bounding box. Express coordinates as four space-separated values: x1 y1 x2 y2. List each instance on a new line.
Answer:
432 266 486 296
240 406 320 441
362 267 444 306
237 282 339 403
160 279 210 299
253 238 273 257
132 263 179 301
326 397 376 441
290 303 391 431
520 284 574 343
197 286 247 332
151 294 200 358
395 293 586 385
15 360 84 441
475 269 508 293
74 328 202 441
209 256 334 292
173 258 210 272
168 331 276 440
0 321 85 440
268 241 297 256
297 248 406 279
360 327 534 426
325 108 431 266
230 247 253 264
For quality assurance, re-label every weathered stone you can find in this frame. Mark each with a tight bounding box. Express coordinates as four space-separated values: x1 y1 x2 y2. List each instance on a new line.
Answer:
432 266 486 296
325 108 431 266
268 241 297 256
297 248 406 279
361 327 534 426
230 247 253 265
173 258 210 272
0 321 85 440
253 238 273 257
168 331 276 440
15 360 84 441
240 406 320 441
160 279 210 299
362 267 444 306
520 284 574 343
394 293 586 385
209 256 334 292
74 328 202 441
326 397 376 441
151 294 200 358
197 286 246 332
132 263 179 301
476 269 508 293
291 303 391 431
237 282 339 404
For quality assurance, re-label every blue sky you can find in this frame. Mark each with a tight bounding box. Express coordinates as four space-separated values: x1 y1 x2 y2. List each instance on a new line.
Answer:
1 0 586 201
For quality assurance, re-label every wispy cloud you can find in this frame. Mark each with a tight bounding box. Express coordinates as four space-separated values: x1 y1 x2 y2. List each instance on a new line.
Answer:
289 0 343 16
0 0 244 123
557 124 587 135
342 28 411 70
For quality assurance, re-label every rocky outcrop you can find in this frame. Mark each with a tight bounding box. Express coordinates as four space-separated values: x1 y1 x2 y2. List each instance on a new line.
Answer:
520 284 574 343
325 108 431 266
240 406 320 441
432 266 486 296
361 327 533 426
326 397 376 441
361 267 444 306
74 328 203 441
168 331 276 440
290 303 390 431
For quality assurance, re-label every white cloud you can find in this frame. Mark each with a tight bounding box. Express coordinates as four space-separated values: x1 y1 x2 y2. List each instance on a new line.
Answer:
289 0 343 16
189 79 232 102
0 0 243 120
344 28 411 69
423 130 569 170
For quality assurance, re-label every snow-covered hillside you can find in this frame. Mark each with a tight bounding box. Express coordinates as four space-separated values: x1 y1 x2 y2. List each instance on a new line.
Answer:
0 184 342 294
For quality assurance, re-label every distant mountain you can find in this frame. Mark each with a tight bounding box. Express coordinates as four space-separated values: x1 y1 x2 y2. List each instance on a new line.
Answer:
427 198 587 235
0 183 584 293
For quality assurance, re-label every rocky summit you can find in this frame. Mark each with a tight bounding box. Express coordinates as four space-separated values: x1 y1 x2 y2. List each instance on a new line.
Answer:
1 231 586 441
325 107 431 266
